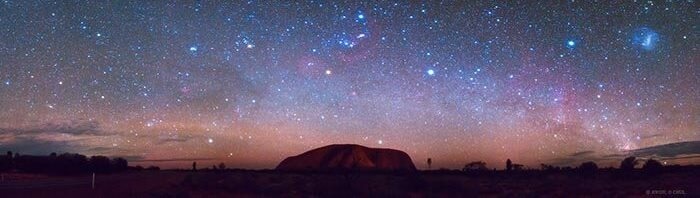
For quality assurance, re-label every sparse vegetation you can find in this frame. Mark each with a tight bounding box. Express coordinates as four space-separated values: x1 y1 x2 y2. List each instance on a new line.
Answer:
0 154 698 197
506 159 513 171
620 157 638 171
427 158 432 170
643 159 663 175
462 161 488 171
578 161 598 177
0 151 129 175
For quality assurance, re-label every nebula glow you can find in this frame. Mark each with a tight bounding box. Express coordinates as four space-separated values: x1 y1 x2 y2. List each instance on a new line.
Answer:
633 27 661 51
0 1 697 169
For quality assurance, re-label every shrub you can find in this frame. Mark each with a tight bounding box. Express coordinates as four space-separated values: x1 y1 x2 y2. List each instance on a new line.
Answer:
642 159 663 175
619 157 637 171
578 161 598 177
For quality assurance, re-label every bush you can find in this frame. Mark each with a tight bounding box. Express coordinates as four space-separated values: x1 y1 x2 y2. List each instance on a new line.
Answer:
111 158 128 172
462 161 487 171
90 156 111 173
578 161 598 177
0 151 130 174
619 157 637 171
506 159 512 171
642 159 663 175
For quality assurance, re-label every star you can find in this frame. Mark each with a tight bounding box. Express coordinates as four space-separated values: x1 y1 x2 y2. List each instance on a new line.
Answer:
0 0 696 171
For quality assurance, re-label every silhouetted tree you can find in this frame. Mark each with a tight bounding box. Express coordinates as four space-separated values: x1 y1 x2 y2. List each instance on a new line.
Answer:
90 156 111 173
463 161 488 171
427 158 432 170
192 161 197 171
506 159 513 171
642 158 663 175
540 163 561 171
110 157 128 172
14 155 44 173
540 163 550 170
55 153 89 174
0 151 11 171
620 157 637 171
218 162 226 170
146 166 160 171
512 164 524 171
579 161 598 177
1 152 129 175
128 165 144 171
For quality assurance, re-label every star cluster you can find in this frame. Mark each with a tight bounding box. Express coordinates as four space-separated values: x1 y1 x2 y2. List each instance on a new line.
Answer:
0 1 697 169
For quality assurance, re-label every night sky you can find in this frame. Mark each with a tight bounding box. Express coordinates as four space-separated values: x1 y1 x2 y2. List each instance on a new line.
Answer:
0 1 698 169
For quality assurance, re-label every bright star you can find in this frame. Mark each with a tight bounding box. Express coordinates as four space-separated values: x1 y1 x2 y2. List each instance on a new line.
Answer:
358 14 364 19
189 46 197 52
567 40 575 47
427 69 435 76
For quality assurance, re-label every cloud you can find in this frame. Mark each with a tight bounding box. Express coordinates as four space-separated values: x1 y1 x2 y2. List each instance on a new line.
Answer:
639 133 663 140
0 136 78 155
0 120 118 156
659 155 700 160
549 141 700 167
628 141 700 158
0 120 112 136
569 150 594 157
157 135 192 144
37 120 102 135
85 146 134 155
547 150 599 166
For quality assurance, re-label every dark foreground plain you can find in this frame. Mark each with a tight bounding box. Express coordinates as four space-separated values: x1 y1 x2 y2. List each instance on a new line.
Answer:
0 169 697 197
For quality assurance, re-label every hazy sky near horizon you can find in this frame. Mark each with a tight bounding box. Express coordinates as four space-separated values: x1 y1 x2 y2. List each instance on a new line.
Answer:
0 1 697 169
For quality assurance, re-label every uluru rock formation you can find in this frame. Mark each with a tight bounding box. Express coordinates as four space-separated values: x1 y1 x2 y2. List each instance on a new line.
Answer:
276 144 416 171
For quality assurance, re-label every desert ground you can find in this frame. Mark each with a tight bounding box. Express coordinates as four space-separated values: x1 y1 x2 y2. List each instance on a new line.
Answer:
0 169 697 197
